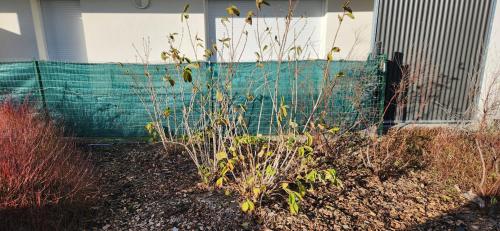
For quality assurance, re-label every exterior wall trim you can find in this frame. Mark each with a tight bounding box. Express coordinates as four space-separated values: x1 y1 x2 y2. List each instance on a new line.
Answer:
29 0 48 60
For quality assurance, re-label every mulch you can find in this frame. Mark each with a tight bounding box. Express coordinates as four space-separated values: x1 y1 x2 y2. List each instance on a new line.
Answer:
82 143 255 230
20 142 496 230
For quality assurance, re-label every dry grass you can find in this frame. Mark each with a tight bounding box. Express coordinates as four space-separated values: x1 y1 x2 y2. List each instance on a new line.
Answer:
429 129 500 197
375 127 500 199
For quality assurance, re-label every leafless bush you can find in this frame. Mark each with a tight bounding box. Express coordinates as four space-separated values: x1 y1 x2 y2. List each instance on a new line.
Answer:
0 99 93 209
127 1 357 214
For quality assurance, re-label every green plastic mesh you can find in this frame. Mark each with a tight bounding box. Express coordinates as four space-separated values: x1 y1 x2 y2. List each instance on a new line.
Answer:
0 57 386 137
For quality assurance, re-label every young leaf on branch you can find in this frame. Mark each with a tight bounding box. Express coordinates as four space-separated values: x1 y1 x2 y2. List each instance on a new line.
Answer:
245 11 254 25
256 0 270 10
181 4 190 21
226 5 240 17
183 67 192 82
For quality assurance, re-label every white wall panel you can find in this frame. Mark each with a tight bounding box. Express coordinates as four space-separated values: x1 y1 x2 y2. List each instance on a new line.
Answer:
479 0 500 120
79 0 206 63
0 0 38 61
324 0 374 61
207 0 325 62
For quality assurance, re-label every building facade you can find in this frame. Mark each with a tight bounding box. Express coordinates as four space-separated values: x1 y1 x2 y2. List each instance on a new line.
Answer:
1 0 499 122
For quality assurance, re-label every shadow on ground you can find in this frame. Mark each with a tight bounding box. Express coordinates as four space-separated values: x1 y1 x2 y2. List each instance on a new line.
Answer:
409 201 500 230
0 203 93 231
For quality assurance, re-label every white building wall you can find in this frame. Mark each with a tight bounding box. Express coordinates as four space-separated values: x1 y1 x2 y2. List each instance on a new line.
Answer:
79 0 206 63
324 0 374 61
0 0 375 63
0 0 39 61
479 1 500 121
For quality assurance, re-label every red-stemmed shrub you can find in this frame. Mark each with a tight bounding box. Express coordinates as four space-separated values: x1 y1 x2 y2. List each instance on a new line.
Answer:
0 99 92 209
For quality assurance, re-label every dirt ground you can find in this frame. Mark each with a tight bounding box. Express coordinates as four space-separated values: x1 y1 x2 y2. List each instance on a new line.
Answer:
73 143 499 231
5 142 495 230
81 143 255 230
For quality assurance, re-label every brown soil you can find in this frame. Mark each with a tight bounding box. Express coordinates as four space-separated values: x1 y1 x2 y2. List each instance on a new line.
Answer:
6 142 496 230
83 143 498 231
82 143 255 230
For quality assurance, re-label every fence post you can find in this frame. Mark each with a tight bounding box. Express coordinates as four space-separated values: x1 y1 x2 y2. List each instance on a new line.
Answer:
34 60 47 112
377 54 387 135
383 52 405 123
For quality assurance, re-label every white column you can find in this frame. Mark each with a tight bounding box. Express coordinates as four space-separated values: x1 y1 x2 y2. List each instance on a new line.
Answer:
478 1 500 122
29 0 48 60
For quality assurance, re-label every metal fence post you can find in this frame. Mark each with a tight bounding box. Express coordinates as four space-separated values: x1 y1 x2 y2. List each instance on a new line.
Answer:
34 60 47 112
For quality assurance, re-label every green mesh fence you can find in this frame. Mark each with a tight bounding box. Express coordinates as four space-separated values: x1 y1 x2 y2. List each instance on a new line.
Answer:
0 57 386 137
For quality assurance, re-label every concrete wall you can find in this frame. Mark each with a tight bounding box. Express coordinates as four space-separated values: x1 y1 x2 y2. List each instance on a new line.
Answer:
324 0 374 61
79 0 206 63
0 0 39 61
1 0 375 63
479 0 500 121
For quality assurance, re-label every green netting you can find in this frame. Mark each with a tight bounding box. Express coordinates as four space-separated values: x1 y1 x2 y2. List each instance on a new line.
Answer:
0 57 386 137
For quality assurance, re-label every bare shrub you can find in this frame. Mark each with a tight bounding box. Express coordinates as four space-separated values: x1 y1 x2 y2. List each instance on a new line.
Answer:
127 1 358 214
0 99 92 209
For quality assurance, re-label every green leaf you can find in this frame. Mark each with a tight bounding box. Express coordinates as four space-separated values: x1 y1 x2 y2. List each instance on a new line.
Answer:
216 90 223 102
163 107 171 118
256 0 270 10
296 181 306 197
298 147 305 157
183 4 190 13
216 151 228 161
254 52 261 61
305 170 318 183
145 122 155 133
336 72 345 78
329 127 340 133
164 75 175 86
245 11 254 25
181 4 190 22
226 5 240 16
343 6 353 14
305 132 313 146
160 51 168 61
265 165 276 177
253 187 261 198
183 67 192 82
241 199 255 213
327 51 333 61
346 12 355 19
304 146 313 155
332 47 341 52
288 193 299 214
216 177 224 187
203 49 213 59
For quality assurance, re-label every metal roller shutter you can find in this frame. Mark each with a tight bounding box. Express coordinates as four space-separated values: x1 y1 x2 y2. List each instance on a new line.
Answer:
375 0 496 122
41 0 86 62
